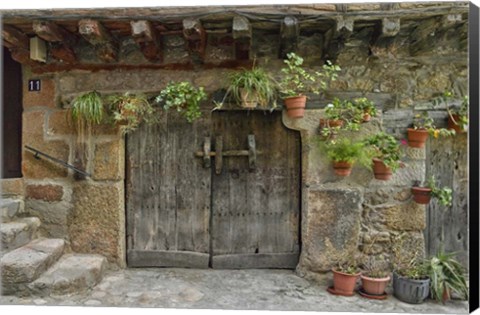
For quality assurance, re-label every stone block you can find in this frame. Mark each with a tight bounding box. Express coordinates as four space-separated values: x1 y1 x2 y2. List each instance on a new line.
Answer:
299 187 362 272
26 184 64 202
26 199 71 239
23 77 57 109
405 146 426 160
391 231 426 267
384 202 426 231
93 140 124 181
0 178 24 196
46 110 75 136
29 253 107 296
1 238 65 288
0 198 24 221
0 217 41 252
68 182 124 264
22 111 70 179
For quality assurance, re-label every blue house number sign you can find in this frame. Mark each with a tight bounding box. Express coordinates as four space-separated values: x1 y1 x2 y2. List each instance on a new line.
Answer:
28 79 41 92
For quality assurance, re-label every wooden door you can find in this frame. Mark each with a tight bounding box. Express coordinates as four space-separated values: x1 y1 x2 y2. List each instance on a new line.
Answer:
210 111 301 269
2 47 22 178
126 110 212 268
126 110 301 269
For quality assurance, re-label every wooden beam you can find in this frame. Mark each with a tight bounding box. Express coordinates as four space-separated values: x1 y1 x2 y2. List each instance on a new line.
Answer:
32 21 75 43
335 16 355 35
2 25 29 50
78 19 118 63
183 18 206 64
382 18 401 37
131 20 163 62
279 16 299 59
10 48 41 66
232 16 251 60
32 21 77 64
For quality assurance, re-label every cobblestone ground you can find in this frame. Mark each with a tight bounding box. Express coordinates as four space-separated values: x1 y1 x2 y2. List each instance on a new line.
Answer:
0 268 469 313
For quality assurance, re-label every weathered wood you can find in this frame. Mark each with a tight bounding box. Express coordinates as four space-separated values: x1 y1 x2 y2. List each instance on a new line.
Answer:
215 136 223 175
131 20 163 62
182 18 206 63
232 16 251 60
212 253 299 269
425 135 468 269
280 16 299 58
128 250 209 268
335 16 355 34
247 134 256 170
2 25 29 50
50 44 77 64
126 109 212 267
382 17 401 37
32 21 75 43
202 136 211 168
78 19 118 62
10 48 39 66
210 111 300 269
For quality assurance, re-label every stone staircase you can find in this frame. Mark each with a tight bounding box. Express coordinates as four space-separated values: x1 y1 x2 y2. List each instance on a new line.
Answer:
1 197 107 297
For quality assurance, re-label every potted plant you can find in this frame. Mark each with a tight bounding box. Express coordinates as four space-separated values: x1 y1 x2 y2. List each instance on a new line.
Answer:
70 90 105 143
328 254 361 296
433 91 469 133
279 52 340 118
107 93 158 134
319 98 363 139
156 81 207 123
222 67 277 109
360 255 391 299
393 259 430 304
407 112 454 148
323 137 369 177
364 133 402 181
425 250 468 303
352 97 377 122
411 176 452 206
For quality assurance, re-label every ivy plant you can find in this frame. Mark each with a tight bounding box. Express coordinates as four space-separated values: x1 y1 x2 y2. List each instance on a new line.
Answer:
156 81 207 123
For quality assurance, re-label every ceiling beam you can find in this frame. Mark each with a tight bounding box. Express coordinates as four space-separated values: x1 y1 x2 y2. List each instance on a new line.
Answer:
78 19 118 63
33 21 77 64
2 25 29 50
131 20 163 62
232 16 251 60
279 16 299 59
183 18 206 64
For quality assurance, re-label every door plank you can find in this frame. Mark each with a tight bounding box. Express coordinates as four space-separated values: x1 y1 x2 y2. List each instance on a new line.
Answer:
212 253 300 269
128 250 209 268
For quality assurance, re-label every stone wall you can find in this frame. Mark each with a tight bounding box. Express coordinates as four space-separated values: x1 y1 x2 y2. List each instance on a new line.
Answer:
20 6 468 270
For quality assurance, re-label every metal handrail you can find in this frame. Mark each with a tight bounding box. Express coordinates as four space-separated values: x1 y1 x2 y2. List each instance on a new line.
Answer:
24 145 91 177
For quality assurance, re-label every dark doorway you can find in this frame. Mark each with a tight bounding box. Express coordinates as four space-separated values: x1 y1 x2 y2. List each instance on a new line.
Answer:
2 47 23 178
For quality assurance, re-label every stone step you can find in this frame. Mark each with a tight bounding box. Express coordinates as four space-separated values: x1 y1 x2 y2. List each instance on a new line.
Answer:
29 253 108 296
1 238 65 295
1 217 41 252
0 198 24 222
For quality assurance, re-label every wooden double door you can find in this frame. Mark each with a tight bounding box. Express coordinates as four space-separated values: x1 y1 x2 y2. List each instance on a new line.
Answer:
126 111 301 269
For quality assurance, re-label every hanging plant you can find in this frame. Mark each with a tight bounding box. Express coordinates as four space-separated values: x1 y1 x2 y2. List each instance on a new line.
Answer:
70 90 104 143
107 93 158 134
156 81 207 123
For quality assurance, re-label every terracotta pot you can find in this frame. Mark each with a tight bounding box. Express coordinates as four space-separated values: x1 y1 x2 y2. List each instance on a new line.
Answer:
372 158 392 181
240 89 258 109
442 287 451 303
333 161 353 177
411 187 432 204
447 114 466 133
407 128 429 148
284 95 307 118
363 113 371 122
361 274 391 296
319 118 344 129
332 269 360 295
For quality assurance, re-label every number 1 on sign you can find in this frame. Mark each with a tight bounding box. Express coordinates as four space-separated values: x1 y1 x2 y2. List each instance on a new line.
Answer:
28 80 41 91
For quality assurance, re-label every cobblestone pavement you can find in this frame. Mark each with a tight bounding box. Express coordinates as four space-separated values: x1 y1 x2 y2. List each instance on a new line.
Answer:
0 268 469 313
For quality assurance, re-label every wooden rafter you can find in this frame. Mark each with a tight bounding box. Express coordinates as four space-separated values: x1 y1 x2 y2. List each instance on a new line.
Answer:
183 18 206 64
279 16 299 59
33 21 77 64
131 20 163 62
2 25 29 50
78 19 118 63
232 16 251 60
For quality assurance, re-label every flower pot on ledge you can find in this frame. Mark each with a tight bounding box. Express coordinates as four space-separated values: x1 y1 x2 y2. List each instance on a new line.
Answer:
330 269 360 296
447 114 467 134
284 95 307 118
333 161 353 177
407 128 429 148
319 118 344 129
411 186 432 204
372 158 392 181
360 274 391 296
